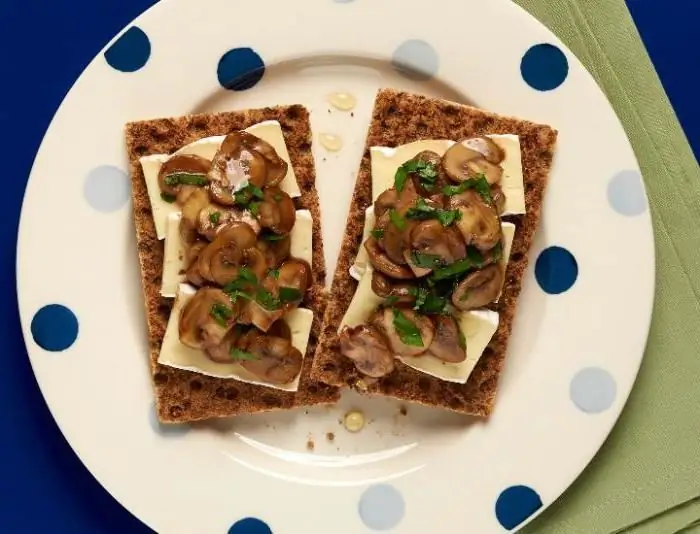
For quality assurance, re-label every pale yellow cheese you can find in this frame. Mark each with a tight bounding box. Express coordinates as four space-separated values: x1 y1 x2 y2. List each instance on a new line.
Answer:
141 120 300 240
158 284 313 391
398 310 499 384
369 135 525 215
159 209 313 298
338 266 384 332
349 206 375 281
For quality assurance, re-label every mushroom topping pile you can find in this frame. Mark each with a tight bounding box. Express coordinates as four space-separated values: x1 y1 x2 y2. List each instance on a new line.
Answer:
159 131 308 385
339 139 509 378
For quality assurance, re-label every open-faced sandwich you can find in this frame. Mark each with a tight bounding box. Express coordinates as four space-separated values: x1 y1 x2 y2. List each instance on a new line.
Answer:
126 106 339 424
311 89 558 416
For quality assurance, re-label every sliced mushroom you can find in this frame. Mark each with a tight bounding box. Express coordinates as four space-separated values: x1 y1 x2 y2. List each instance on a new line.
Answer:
371 270 415 304
277 258 311 307
442 140 504 185
180 187 210 239
267 319 292 341
339 324 395 378
256 235 291 268
240 335 303 385
409 150 450 195
490 184 506 215
197 205 261 241
197 223 262 285
364 237 414 280
461 137 505 164
158 154 210 198
245 276 284 332
205 325 245 363
452 264 504 311
448 190 502 252
427 315 466 363
410 220 467 266
179 288 238 349
256 187 296 235
403 250 433 278
375 188 399 218
208 131 288 205
371 307 434 358
184 241 207 286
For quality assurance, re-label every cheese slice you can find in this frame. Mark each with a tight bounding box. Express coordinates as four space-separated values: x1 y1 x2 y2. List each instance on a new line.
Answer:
370 135 525 215
160 209 313 298
398 310 499 384
338 266 384 331
158 284 313 391
141 120 301 240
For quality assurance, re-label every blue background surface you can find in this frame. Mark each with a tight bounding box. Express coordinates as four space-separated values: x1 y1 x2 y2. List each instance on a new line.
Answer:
0 0 697 531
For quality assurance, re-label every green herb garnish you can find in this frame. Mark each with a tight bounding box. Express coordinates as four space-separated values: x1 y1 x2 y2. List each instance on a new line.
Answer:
164 172 208 187
430 250 484 281
279 287 302 303
491 242 503 261
394 160 439 192
457 326 466 350
255 287 281 311
383 295 399 307
209 303 233 326
268 269 280 279
409 286 448 314
209 211 221 224
389 209 406 231
437 209 461 227
442 174 491 203
273 193 283 202
261 232 287 242
410 251 444 269
370 228 385 239
233 183 265 206
405 198 461 227
160 192 177 203
237 266 258 285
248 201 261 216
392 308 423 347
230 347 257 361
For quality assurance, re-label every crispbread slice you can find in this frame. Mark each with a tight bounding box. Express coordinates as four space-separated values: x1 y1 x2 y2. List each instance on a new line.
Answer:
311 89 558 416
126 105 339 424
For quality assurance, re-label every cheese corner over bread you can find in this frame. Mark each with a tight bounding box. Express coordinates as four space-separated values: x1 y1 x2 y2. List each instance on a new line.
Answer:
140 120 300 240
158 284 313 392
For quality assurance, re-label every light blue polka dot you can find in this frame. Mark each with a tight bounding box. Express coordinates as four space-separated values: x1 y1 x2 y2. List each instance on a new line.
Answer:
104 26 151 72
149 402 190 436
358 484 405 531
31 304 79 352
607 170 647 216
84 165 130 212
535 246 578 295
391 39 439 81
217 48 266 91
334 0 355 2
228 517 272 534
521 43 568 91
570 367 617 413
495 485 542 530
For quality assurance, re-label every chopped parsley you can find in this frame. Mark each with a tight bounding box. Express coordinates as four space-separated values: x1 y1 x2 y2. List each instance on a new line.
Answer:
370 228 385 239
237 266 258 285
279 287 302 303
457 326 466 350
268 268 280 279
255 287 281 311
164 172 208 187
392 308 423 347
437 209 461 227
261 231 287 242
160 192 177 203
394 159 439 192
209 211 221 224
389 209 407 231
233 183 265 206
405 198 462 227
409 286 448 315
382 295 399 307
230 347 257 361
410 251 444 269
491 242 503 261
442 174 491 203
273 193 283 202
430 248 484 281
209 303 233 326
248 201 261 216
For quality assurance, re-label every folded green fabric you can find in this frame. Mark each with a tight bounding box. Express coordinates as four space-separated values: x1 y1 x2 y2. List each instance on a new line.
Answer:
513 0 700 533
618 497 700 534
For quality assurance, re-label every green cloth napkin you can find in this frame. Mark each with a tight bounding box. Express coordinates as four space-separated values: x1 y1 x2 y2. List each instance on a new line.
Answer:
512 0 700 533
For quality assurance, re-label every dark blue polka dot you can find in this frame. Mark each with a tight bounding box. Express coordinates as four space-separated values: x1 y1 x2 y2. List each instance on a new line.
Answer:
495 485 542 530
521 44 568 91
358 484 405 530
217 48 266 91
535 246 578 294
228 517 272 534
149 402 190 436
31 304 79 352
104 26 151 73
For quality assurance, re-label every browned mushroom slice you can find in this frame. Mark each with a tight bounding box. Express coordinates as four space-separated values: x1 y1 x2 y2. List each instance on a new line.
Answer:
364 237 414 280
371 270 416 304
256 187 296 235
409 150 450 195
442 140 503 185
410 220 467 266
461 137 505 164
375 188 399 218
158 154 211 199
339 324 395 378
452 264 504 311
403 250 433 278
245 276 284 332
256 234 291 268
267 319 292 341
205 325 246 363
240 335 303 385
197 205 261 241
448 190 502 252
197 223 260 285
180 187 210 231
427 315 466 363
277 259 312 307
179 288 239 350
490 184 506 215
184 240 207 287
373 307 434 357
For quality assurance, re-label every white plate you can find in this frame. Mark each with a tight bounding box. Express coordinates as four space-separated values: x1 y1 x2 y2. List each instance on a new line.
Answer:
16 0 654 532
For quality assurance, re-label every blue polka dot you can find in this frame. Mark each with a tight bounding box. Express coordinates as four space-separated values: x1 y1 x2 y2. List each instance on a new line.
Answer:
570 367 617 413
495 485 543 530
228 517 272 534
607 170 647 216
217 48 266 91
535 246 578 294
521 43 568 91
391 39 439 81
31 304 79 352
149 402 190 436
84 165 130 212
104 26 151 73
358 484 405 531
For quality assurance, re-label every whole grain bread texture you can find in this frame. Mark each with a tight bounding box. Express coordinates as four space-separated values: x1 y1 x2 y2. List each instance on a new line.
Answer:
126 105 339 424
311 89 558 417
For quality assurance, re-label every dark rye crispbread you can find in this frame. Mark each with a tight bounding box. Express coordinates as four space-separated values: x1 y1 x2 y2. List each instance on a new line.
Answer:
126 105 339 424
311 89 558 416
